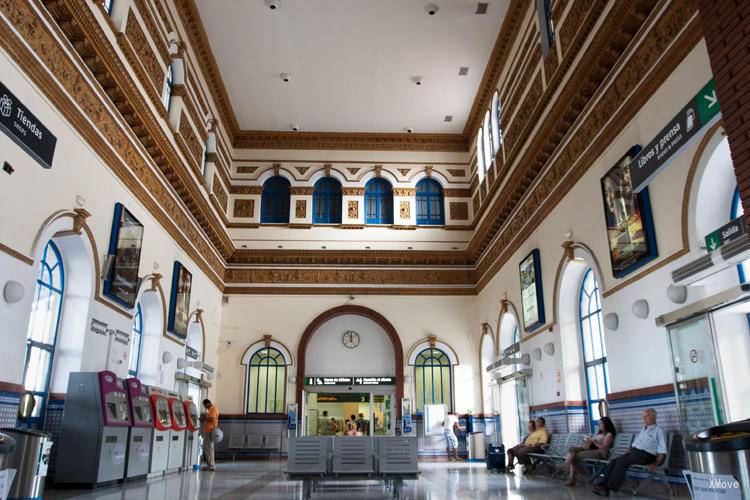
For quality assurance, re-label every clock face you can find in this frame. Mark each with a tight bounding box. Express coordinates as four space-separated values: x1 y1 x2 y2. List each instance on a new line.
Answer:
342 331 360 348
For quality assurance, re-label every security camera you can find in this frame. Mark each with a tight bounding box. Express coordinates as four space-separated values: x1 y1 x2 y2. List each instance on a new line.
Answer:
404 126 415 133
280 73 292 83
290 124 301 131
266 0 280 10
412 76 424 86
425 3 439 15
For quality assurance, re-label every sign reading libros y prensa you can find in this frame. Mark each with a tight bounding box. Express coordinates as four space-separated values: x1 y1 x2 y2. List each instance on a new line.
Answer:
0 81 57 169
631 79 720 192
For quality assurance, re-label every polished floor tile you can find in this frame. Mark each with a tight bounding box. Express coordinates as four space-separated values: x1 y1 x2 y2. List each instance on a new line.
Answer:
43 460 685 499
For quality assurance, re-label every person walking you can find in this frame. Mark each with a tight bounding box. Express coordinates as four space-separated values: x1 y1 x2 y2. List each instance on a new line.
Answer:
202 399 220 471
443 413 460 461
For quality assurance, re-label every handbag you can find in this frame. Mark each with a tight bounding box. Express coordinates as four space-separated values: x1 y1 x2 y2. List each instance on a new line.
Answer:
212 427 224 444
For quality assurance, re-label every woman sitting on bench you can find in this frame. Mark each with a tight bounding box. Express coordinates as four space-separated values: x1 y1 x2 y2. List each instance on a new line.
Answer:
558 416 616 486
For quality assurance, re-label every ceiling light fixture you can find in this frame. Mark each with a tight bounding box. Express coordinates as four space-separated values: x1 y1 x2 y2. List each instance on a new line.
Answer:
290 124 301 131
266 0 280 10
475 2 488 14
404 126 415 133
412 76 425 86
444 115 453 122
280 73 292 83
425 3 439 15
458 66 469 76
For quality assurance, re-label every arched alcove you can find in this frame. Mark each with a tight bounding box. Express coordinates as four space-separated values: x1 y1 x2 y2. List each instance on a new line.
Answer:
479 329 495 414
136 287 165 386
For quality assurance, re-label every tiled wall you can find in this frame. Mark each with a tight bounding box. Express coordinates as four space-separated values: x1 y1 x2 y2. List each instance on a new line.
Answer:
43 398 65 478
529 405 590 434
0 391 20 428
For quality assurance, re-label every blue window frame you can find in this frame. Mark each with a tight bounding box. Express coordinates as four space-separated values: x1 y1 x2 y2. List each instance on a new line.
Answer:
578 268 609 429
261 176 291 223
128 303 143 377
414 348 452 414
416 178 444 225
163 63 173 112
313 177 342 224
247 348 286 413
102 0 114 14
365 178 393 224
732 187 749 283
22 240 64 428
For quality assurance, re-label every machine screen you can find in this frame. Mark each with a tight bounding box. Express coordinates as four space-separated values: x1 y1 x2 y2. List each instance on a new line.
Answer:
156 436 164 442
107 403 118 419
133 436 143 443
105 436 117 443
135 407 144 421
158 409 170 425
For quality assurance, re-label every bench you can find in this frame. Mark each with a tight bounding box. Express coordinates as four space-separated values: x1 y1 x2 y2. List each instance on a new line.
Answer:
286 436 419 499
583 432 634 483
526 433 566 473
227 433 281 461
629 432 675 496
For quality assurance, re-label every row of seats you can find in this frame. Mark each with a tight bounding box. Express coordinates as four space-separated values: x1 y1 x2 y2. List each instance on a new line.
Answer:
527 431 675 495
226 433 281 460
286 436 419 499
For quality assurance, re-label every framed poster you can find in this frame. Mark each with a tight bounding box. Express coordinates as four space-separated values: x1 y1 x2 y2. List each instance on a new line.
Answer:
168 261 193 338
519 249 545 332
600 145 658 278
103 203 144 308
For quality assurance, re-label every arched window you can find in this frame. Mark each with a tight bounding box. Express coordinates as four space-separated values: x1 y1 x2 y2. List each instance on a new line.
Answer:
414 348 452 414
162 63 173 112
22 240 64 426
364 178 393 224
476 129 485 183
261 176 291 223
579 268 609 428
128 303 143 377
102 0 114 14
313 177 342 224
483 111 493 168
731 187 749 283
416 178 444 225
247 348 286 413
200 140 208 177
491 91 502 153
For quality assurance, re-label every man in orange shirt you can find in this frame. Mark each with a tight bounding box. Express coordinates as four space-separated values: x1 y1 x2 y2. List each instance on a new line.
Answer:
202 399 219 471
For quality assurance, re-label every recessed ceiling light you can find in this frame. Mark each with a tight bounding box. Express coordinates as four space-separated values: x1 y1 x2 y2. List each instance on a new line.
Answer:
412 76 425 86
444 115 453 122
321 245 326 249
365 246 371 250
407 246 413 250
425 3 439 15
280 73 292 83
241 244 247 248
266 0 280 10
452 246 458 250
475 3 488 14
290 124 301 131
277 245 283 249
458 67 469 76
404 126 415 133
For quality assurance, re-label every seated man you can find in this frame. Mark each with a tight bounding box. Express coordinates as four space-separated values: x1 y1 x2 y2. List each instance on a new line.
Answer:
506 420 536 470
513 417 550 473
591 408 667 496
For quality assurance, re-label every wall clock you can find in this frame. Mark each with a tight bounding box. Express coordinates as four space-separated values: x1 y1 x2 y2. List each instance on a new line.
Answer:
342 330 360 348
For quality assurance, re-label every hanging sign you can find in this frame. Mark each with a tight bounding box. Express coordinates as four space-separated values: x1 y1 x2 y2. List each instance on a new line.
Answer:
704 216 747 252
0 81 57 169
631 79 721 192
304 376 395 386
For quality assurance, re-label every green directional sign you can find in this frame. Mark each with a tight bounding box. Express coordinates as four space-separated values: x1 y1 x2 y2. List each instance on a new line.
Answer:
705 231 722 252
631 79 721 192
704 216 747 252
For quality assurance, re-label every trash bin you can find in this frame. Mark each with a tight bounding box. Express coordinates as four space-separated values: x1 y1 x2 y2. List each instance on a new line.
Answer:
0 429 52 500
684 419 750 498
467 432 486 461
0 432 17 500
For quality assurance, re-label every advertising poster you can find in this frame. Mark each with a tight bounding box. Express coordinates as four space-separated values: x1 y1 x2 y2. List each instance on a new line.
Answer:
519 249 545 331
168 261 193 338
600 145 658 277
104 203 144 308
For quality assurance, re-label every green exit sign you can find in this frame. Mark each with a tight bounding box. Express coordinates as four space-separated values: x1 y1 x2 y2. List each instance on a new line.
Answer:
705 216 746 252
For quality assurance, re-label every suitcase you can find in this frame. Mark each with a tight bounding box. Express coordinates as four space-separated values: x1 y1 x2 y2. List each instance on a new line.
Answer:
486 444 505 471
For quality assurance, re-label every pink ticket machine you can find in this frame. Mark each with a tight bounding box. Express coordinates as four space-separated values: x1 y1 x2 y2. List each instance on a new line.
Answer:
124 377 153 479
56 371 131 486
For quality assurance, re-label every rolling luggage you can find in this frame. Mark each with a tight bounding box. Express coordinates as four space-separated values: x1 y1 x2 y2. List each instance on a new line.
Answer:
486 444 505 471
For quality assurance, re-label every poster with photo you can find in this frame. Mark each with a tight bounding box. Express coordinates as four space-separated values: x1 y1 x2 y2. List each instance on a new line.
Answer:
519 249 545 332
103 203 144 308
168 261 193 338
600 145 658 278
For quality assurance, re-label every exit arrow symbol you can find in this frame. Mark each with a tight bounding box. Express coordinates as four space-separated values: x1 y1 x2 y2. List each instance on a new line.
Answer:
704 90 718 108
708 239 718 251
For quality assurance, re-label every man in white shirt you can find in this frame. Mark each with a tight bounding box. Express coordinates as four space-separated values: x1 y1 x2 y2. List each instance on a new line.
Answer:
592 408 667 496
443 413 460 461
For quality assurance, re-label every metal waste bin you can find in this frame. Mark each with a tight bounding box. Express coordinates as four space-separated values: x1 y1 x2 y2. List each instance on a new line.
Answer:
467 432 486 461
684 419 750 498
0 432 16 500
0 429 52 500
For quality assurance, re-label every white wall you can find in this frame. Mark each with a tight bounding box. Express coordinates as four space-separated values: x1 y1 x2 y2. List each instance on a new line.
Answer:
217 295 478 414
0 51 222 397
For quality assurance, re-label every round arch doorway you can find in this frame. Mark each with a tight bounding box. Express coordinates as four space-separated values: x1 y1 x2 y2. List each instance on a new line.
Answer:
296 305 404 436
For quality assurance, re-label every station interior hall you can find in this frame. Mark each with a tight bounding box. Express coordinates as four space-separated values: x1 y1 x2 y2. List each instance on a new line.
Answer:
1 0 750 499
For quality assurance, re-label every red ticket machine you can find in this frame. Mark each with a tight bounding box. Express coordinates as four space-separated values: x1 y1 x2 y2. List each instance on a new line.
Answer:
183 399 200 470
166 395 186 470
147 389 172 475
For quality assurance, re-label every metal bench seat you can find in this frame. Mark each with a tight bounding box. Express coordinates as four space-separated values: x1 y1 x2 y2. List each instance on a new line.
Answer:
583 432 633 483
629 432 675 496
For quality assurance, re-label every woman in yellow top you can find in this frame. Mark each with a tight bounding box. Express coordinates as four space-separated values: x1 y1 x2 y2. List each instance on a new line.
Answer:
202 399 219 471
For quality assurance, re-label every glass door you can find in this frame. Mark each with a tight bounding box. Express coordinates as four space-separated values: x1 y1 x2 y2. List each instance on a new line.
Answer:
515 377 531 440
372 393 393 435
666 314 726 436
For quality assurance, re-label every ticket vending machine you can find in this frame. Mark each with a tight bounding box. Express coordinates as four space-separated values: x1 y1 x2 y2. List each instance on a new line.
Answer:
147 387 172 476
124 378 153 479
57 371 131 486
183 398 201 470
167 394 187 471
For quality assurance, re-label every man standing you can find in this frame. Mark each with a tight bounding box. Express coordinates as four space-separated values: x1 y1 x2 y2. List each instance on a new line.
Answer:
356 413 368 435
443 413 460 461
202 399 219 471
514 417 550 473
591 408 667 496
318 410 331 435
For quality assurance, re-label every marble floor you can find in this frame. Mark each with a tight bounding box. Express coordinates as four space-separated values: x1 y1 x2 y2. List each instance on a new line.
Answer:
43 461 686 499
